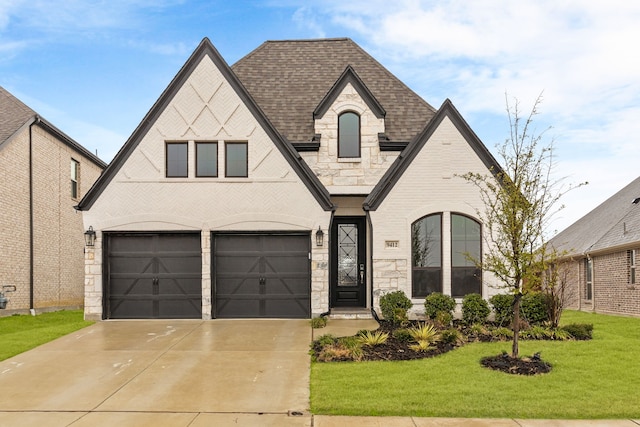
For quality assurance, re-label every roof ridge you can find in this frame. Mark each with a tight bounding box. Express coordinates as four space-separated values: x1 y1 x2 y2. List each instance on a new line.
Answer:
264 37 352 43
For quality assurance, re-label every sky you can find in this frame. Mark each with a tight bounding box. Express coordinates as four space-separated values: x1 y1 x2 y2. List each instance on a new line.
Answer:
1 0 639 236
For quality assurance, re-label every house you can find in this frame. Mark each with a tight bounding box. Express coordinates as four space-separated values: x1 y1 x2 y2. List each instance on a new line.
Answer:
0 86 106 315
548 177 640 317
77 38 503 320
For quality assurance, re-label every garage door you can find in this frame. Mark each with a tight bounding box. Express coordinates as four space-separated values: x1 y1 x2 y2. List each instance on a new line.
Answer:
213 233 310 318
104 233 202 319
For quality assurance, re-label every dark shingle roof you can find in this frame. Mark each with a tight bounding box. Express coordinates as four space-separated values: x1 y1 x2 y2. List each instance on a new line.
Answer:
549 176 640 256
231 38 436 142
0 86 36 144
0 86 106 168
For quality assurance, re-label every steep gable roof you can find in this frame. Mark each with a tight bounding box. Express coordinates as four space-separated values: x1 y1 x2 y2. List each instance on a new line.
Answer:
77 38 334 211
0 86 106 168
231 38 436 143
364 99 502 211
314 65 385 119
549 176 640 256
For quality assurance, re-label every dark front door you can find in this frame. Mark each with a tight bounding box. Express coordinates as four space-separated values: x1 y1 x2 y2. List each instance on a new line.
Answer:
104 233 202 319
213 233 311 318
331 217 366 307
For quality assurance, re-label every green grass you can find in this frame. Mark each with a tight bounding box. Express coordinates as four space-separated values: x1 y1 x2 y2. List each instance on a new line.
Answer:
0 310 94 361
311 311 640 419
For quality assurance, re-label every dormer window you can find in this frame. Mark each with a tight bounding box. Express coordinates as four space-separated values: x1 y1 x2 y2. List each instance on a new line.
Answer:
338 111 360 158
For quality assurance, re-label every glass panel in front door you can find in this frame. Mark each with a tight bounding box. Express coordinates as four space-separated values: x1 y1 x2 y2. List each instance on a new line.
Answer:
337 224 358 287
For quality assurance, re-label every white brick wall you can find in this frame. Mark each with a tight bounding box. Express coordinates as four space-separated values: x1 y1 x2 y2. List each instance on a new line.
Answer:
370 116 501 314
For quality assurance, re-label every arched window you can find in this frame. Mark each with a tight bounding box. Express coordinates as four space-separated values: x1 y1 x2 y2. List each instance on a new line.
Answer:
451 214 482 297
338 111 360 158
411 213 442 297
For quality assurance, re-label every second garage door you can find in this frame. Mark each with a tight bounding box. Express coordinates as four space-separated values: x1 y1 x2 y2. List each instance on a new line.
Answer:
213 233 311 318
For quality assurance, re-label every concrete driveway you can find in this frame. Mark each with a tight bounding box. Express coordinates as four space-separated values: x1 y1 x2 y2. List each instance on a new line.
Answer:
0 319 312 426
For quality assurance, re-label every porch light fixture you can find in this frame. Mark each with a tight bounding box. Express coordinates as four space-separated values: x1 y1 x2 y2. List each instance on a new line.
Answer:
84 226 96 247
315 226 324 247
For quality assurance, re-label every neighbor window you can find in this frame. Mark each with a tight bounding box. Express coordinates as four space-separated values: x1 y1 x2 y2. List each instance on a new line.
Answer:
70 159 79 199
338 111 360 158
411 213 442 297
630 250 637 285
196 142 218 177
166 142 188 177
451 214 482 297
225 142 248 177
584 258 593 300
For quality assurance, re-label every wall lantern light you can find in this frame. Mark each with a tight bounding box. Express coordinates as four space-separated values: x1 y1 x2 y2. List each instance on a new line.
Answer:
315 226 324 247
84 226 96 247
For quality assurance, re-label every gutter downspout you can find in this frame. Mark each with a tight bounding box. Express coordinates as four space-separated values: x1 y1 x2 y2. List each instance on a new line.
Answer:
28 118 37 313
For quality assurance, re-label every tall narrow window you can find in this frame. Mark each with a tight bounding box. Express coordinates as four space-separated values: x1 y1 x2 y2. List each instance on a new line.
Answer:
225 142 248 177
338 112 360 158
630 250 636 285
411 214 442 297
451 214 482 297
70 159 79 199
196 142 218 177
585 258 593 300
166 142 188 177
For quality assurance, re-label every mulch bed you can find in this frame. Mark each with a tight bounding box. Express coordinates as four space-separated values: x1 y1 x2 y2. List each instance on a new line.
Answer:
481 353 552 375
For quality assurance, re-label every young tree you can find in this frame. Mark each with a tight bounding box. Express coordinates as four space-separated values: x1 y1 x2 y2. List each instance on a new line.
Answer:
460 93 585 358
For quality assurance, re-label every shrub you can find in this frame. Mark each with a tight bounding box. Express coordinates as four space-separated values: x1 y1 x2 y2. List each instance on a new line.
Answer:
489 294 514 325
435 310 453 327
357 330 389 346
440 328 465 346
311 316 327 329
392 328 413 342
561 323 593 340
461 293 490 324
379 291 413 324
491 326 514 340
521 292 550 325
424 292 456 319
519 325 550 340
408 322 440 342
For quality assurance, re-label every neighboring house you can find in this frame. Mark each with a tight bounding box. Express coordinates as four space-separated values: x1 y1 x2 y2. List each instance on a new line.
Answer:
549 177 640 317
77 38 503 321
0 86 106 315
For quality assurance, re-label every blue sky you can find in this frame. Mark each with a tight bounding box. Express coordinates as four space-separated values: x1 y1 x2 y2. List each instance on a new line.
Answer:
2 0 639 235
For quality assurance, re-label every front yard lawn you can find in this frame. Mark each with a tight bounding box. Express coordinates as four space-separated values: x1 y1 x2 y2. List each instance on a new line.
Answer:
310 310 640 419
0 310 93 361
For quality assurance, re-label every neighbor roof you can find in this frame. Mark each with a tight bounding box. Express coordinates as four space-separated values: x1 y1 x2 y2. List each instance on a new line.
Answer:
231 38 436 143
0 86 106 168
549 176 640 256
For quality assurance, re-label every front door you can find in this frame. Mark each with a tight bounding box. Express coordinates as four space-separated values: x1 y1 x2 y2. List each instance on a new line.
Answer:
330 217 366 307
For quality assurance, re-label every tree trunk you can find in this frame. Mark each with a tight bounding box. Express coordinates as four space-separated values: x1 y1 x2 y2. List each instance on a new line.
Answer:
512 292 522 358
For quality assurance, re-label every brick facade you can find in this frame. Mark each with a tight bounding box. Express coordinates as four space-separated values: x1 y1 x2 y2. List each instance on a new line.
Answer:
0 122 103 315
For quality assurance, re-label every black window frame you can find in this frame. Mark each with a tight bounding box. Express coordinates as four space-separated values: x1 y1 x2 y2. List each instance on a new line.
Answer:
450 213 482 298
338 111 361 158
631 249 637 285
196 141 218 178
411 213 443 297
584 258 593 300
225 141 248 178
166 141 188 178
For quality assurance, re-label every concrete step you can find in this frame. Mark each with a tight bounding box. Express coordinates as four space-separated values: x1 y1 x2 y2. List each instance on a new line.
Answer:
328 308 374 320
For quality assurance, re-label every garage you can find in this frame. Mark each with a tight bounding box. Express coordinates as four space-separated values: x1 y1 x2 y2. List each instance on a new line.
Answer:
213 233 311 318
104 233 202 319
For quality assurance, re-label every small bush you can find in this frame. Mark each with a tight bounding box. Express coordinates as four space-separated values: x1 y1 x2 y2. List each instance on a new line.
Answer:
491 326 514 340
435 310 453 327
520 325 550 340
379 291 413 324
547 327 573 341
409 340 434 353
311 316 327 328
357 330 389 346
440 328 465 346
489 294 514 325
521 292 549 325
462 293 490 324
424 292 456 319
392 328 413 342
561 323 593 340
408 322 440 342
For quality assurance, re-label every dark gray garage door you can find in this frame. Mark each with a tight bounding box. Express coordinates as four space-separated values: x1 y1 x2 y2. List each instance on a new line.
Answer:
104 233 202 319
213 233 310 318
